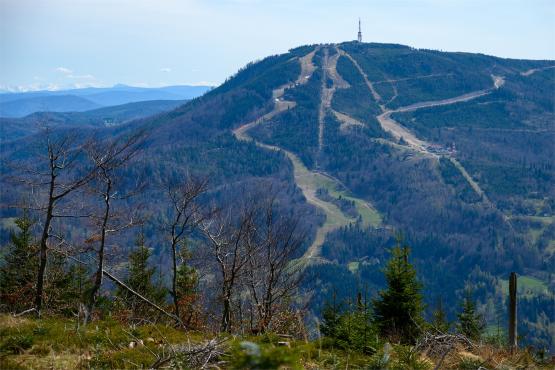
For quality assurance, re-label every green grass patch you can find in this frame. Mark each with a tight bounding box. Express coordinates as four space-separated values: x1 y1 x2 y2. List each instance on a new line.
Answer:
0 315 201 369
499 275 551 299
347 261 360 273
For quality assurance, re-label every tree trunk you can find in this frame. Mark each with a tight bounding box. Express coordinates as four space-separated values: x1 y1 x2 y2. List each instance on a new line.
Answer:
86 179 111 323
35 176 55 317
221 296 231 332
171 240 180 320
508 272 517 353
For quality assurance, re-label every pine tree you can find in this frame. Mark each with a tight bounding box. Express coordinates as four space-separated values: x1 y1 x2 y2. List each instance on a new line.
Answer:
431 297 450 333
46 256 92 317
372 238 424 344
321 296 377 354
320 295 341 338
175 246 199 325
456 291 485 341
0 213 37 312
116 234 166 317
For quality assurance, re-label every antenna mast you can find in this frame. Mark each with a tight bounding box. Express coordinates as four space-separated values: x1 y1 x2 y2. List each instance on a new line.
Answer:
357 18 362 43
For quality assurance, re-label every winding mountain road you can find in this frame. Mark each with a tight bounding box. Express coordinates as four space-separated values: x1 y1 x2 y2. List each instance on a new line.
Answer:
520 65 555 77
339 47 505 202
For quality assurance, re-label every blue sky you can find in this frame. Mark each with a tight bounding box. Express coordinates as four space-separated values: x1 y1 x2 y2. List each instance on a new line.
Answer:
1 0 554 91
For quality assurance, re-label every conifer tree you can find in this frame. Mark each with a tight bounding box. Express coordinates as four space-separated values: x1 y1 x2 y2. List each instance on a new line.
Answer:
44 255 93 316
0 213 37 312
320 294 341 338
431 297 450 333
321 295 377 354
456 291 485 341
372 238 424 344
175 244 199 325
116 234 166 317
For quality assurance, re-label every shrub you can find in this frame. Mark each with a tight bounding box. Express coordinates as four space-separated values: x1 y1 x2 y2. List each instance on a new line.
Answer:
229 341 300 370
0 334 34 354
391 345 432 370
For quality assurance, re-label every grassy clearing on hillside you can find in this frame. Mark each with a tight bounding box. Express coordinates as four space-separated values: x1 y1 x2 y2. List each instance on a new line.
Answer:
300 166 381 228
499 275 551 299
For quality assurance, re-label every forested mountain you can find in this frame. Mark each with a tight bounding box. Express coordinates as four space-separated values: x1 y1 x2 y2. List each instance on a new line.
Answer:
1 99 187 141
1 42 554 352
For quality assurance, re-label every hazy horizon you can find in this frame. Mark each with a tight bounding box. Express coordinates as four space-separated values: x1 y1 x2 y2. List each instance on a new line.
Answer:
1 0 554 92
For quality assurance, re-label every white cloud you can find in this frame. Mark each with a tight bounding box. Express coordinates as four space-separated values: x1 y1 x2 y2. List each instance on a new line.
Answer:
160 67 172 73
67 74 95 80
0 83 61 92
55 67 96 81
56 67 73 74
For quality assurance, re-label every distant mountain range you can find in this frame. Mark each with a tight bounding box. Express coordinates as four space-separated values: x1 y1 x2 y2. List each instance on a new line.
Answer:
0 84 212 117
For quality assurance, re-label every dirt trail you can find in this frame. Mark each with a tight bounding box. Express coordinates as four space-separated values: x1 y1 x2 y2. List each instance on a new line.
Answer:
520 65 555 77
376 111 431 154
393 75 504 114
234 50 317 142
339 49 383 103
374 76 505 158
333 111 364 132
374 73 454 84
339 47 504 202
233 47 370 261
448 157 489 203
374 75 504 200
317 48 350 163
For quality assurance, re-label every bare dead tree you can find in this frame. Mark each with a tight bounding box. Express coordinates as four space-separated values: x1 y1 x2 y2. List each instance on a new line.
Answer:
9 127 101 317
162 176 208 323
200 202 257 332
244 196 306 333
84 131 145 322
199 190 306 334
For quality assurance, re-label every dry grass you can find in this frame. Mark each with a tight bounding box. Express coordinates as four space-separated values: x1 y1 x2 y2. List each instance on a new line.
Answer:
432 343 547 369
